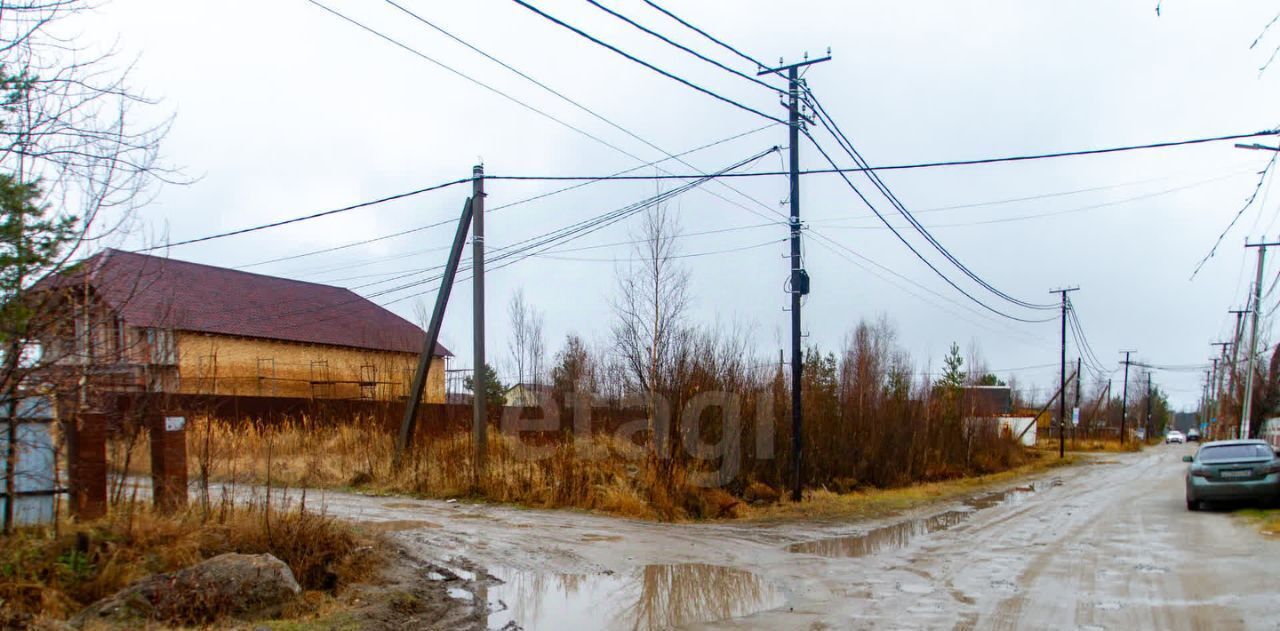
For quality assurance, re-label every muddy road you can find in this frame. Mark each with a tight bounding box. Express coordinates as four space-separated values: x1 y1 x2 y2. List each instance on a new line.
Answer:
298 445 1278 629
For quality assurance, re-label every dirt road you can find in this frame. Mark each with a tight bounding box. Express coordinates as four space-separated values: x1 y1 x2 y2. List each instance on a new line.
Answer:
306 445 1278 629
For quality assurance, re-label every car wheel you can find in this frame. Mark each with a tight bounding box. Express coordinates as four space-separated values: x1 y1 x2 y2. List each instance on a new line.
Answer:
1186 497 1199 511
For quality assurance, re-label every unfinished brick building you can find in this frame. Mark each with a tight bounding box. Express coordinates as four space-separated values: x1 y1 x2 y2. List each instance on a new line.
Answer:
36 249 450 402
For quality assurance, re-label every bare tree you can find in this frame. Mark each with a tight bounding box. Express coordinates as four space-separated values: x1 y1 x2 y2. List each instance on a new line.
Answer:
507 289 529 387
612 201 689 441
0 1 174 532
507 289 547 388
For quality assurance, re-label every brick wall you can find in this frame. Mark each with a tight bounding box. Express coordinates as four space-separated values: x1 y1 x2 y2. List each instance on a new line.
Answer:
174 332 446 402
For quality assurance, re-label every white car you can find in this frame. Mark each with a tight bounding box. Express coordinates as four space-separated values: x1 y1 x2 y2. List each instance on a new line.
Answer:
1166 430 1186 444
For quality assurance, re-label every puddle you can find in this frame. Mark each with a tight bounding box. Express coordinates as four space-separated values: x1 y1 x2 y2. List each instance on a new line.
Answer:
383 502 426 509
481 563 783 630
789 485 1038 558
362 519 441 533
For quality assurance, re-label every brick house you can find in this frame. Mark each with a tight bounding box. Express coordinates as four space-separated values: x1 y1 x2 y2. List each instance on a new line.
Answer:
36 249 450 402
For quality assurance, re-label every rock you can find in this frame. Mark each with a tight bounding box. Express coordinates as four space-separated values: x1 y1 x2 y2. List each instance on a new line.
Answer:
71 553 301 627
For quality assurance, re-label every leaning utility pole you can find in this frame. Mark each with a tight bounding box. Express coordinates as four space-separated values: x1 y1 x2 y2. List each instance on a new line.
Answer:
1051 287 1078 458
760 53 829 502
1241 240 1278 439
472 164 487 487
395 196 475 465
1120 351 1134 444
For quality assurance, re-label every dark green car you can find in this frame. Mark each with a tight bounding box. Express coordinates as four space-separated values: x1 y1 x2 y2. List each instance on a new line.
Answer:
1184 440 1280 511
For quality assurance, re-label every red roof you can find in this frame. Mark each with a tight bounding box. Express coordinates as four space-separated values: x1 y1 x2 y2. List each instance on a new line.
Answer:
49 249 449 357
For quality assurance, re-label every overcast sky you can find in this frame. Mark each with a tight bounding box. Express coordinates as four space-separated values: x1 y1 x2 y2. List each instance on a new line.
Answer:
68 1 1280 410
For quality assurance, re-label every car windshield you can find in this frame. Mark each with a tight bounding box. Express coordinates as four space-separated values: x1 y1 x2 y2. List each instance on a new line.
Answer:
1198 444 1273 461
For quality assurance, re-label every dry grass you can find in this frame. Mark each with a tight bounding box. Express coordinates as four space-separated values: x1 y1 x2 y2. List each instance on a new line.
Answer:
167 416 752 521
0 497 380 626
1236 508 1280 536
1035 437 1142 453
740 451 1081 522
124 415 1058 523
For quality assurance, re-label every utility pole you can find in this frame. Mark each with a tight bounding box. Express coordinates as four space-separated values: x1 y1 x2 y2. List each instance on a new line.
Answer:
760 53 829 502
1074 357 1082 445
1211 340 1231 438
1145 372 1152 441
395 195 474 465
1202 370 1212 430
472 164 487 488
1102 379 1112 435
1120 351 1134 444
1241 240 1279 439
1209 356 1220 426
1050 287 1078 458
1227 308 1248 437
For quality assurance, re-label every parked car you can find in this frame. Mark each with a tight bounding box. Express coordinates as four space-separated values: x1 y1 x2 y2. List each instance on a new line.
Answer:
1184 440 1280 511
1187 428 1202 442
1166 430 1186 444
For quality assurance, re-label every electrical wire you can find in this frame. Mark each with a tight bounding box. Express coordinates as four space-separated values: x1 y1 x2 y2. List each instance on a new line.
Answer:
479 129 1278 180
639 0 771 70
811 170 1252 230
234 124 780 273
581 0 786 95
802 126 1054 323
527 236 784 262
507 0 786 124
381 0 790 226
1191 151 1279 279
307 0 665 169
801 231 1054 349
804 86 1055 311
133 177 471 252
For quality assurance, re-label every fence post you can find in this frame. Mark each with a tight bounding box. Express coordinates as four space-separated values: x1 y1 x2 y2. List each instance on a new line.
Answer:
67 411 108 520
149 414 187 512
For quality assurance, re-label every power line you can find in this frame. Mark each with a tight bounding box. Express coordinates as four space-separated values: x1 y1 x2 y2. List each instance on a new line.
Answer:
801 230 1054 348
379 0 790 227
812 169 1250 230
1191 152 1279 278
528 236 784 262
801 126 1054 323
235 218 458 269
581 0 786 95
804 86 1055 311
308 0 660 166
236 124 779 272
639 0 776 74
480 129 1279 181
507 0 786 124
135 177 471 252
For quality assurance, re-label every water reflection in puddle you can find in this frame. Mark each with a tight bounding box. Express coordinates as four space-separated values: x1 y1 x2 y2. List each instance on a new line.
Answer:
482 563 783 630
788 485 1038 558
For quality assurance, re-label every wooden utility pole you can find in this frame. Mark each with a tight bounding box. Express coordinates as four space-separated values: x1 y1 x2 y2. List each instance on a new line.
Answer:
1211 340 1230 438
1073 357 1082 446
1145 372 1153 441
472 164 487 487
759 53 829 502
1050 287 1078 458
1120 351 1134 444
1226 308 1248 438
